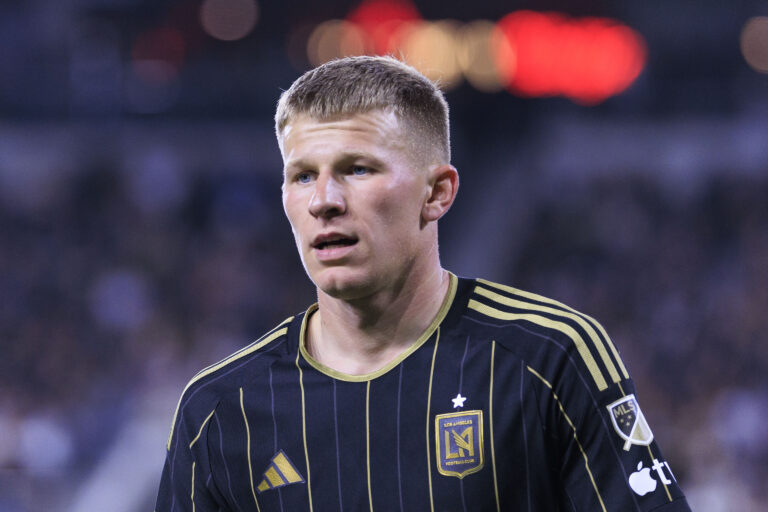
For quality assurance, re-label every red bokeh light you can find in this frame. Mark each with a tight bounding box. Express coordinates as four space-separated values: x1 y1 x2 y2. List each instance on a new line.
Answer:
346 0 422 54
494 11 646 104
131 27 186 83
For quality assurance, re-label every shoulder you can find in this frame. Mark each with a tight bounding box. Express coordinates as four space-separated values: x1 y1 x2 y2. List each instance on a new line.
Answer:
461 277 629 394
165 315 295 450
182 315 294 397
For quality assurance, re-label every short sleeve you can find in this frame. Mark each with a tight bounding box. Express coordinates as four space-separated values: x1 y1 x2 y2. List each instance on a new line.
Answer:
555 376 691 512
156 403 225 511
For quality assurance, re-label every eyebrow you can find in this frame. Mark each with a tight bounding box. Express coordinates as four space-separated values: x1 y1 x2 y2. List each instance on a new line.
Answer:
284 152 387 171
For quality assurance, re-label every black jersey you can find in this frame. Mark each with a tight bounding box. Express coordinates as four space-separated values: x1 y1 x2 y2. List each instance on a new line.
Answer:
157 274 690 511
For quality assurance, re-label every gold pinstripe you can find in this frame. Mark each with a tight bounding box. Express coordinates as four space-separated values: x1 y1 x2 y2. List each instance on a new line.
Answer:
647 445 673 501
620 370 669 500
167 319 292 450
296 349 314 512
366 381 374 512
475 285 622 384
489 341 500 512
468 299 608 391
618 383 672 501
425 327 441 512
240 388 262 512
478 279 629 379
526 366 607 512
188 409 216 449
191 461 196 512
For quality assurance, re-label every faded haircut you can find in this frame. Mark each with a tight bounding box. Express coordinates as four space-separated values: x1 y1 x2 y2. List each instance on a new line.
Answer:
275 55 450 164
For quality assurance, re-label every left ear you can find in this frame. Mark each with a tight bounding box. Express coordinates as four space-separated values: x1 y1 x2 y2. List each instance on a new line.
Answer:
422 164 459 222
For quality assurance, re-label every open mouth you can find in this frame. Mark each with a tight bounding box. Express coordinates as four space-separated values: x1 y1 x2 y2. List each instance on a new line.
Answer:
312 236 358 250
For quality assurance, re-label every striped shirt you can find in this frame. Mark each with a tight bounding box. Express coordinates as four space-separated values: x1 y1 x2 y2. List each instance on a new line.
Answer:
156 273 690 511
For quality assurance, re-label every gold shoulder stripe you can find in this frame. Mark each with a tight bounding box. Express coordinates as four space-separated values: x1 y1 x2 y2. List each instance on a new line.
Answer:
478 279 628 379
189 409 216 449
193 316 294 380
646 445 673 502
468 299 608 391
166 317 292 450
526 366 607 512
475 286 622 385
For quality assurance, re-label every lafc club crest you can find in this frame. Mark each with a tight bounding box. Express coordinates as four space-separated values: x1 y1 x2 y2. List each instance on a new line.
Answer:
606 394 654 451
435 410 484 478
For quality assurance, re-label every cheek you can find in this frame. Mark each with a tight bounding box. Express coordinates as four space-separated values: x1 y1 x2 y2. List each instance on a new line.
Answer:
368 182 424 234
282 193 305 238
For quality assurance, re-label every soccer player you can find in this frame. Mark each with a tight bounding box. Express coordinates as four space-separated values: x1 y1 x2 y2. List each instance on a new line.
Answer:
156 56 691 511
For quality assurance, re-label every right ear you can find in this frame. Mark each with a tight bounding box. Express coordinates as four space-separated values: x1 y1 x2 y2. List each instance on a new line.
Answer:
422 164 459 223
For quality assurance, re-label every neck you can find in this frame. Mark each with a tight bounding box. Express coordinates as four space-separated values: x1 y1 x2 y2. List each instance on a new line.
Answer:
307 262 450 376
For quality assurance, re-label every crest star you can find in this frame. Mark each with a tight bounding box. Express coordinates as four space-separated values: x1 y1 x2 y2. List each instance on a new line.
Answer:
452 393 467 408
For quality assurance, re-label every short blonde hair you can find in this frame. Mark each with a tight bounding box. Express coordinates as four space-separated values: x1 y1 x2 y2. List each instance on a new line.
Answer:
275 56 450 164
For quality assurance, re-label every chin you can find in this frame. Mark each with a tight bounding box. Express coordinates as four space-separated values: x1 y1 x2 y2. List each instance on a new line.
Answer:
311 267 377 301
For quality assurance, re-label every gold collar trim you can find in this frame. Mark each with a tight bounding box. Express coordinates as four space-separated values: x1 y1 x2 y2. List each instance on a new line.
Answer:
298 272 458 382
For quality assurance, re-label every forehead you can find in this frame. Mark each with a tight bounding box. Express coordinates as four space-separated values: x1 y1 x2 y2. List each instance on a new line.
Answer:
280 110 409 163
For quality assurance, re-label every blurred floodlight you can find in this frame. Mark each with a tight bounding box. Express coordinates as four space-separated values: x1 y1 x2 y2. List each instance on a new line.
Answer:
307 20 368 67
456 20 506 92
132 60 178 84
494 11 646 104
398 21 462 89
741 16 768 73
131 28 185 84
346 0 421 54
490 23 517 88
200 0 258 41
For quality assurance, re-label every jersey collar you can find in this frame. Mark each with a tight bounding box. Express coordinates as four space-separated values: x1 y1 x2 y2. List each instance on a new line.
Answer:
298 272 458 382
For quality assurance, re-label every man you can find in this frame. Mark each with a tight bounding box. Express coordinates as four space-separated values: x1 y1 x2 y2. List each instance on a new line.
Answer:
157 56 690 511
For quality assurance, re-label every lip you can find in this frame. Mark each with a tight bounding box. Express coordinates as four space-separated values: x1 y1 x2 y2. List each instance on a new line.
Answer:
311 232 356 248
311 232 359 262
313 243 357 262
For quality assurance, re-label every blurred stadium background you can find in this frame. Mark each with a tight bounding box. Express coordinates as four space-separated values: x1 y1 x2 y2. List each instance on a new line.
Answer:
1 0 767 510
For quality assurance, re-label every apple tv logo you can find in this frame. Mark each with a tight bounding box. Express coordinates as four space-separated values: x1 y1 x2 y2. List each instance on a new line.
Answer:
628 457 676 496
628 461 657 496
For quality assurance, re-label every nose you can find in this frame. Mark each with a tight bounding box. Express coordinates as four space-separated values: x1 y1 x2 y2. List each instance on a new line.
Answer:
308 172 345 218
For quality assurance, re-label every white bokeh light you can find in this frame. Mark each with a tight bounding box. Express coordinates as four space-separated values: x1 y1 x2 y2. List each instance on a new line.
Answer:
200 0 259 42
741 16 768 73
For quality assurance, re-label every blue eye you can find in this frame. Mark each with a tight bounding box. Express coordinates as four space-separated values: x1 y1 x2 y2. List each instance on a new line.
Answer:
351 166 369 176
296 172 312 183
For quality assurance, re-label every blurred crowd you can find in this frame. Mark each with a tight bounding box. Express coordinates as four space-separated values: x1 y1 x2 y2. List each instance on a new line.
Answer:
0 127 316 510
1 124 766 510
509 173 768 509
